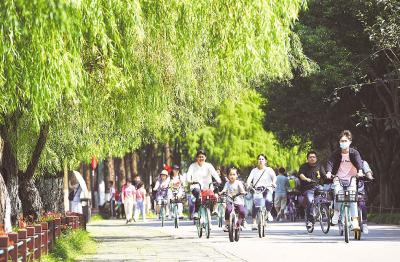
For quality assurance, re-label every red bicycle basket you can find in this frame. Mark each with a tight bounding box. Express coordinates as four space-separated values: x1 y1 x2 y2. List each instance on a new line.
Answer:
201 189 216 202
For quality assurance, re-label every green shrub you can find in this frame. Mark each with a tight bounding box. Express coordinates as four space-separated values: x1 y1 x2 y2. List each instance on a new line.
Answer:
368 213 400 225
41 229 96 262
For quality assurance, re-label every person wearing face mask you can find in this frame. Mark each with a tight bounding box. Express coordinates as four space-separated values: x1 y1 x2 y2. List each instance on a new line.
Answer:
326 130 364 231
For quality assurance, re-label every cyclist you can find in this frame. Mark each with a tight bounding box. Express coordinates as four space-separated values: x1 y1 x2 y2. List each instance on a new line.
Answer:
219 167 246 232
359 160 374 234
153 169 171 218
298 150 327 228
247 154 277 230
326 130 364 231
186 149 221 219
169 165 185 219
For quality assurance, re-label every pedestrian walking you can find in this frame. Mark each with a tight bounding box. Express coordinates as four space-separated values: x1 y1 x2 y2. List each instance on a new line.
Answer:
122 179 136 223
275 167 289 221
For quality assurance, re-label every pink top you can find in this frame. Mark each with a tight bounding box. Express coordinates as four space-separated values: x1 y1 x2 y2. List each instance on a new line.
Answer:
123 184 136 199
337 153 357 181
136 188 146 201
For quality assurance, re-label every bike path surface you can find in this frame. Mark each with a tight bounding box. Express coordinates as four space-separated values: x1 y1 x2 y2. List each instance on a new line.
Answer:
78 218 400 262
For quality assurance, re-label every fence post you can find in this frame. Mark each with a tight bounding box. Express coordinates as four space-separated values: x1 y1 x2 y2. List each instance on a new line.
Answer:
33 225 42 259
41 222 49 255
18 229 28 262
8 232 18 262
26 227 35 262
0 236 9 262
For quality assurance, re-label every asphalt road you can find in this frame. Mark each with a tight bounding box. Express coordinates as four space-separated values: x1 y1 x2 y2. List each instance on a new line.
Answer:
78 217 400 262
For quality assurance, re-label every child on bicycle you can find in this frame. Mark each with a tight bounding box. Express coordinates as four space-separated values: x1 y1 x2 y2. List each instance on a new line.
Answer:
219 168 246 232
153 170 171 218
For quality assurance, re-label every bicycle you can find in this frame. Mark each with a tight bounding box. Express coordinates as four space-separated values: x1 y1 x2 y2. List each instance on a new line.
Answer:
217 194 226 228
355 178 372 239
286 190 299 222
251 186 267 238
158 197 168 227
306 187 331 234
335 176 359 243
170 188 183 228
225 193 245 242
192 182 216 239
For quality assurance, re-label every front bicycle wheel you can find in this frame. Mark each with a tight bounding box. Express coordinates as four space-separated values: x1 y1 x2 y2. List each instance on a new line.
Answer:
344 206 350 243
160 206 165 227
257 210 263 238
174 204 179 228
196 207 203 238
229 214 234 242
205 208 211 239
319 205 330 234
234 219 240 242
218 204 224 228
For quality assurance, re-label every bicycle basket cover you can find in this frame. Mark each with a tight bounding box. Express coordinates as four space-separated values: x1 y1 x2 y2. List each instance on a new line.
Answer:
201 189 215 200
289 179 296 189
253 192 264 207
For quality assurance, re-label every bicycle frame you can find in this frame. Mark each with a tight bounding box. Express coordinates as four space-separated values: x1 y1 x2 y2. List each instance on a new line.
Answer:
253 186 267 238
335 176 358 243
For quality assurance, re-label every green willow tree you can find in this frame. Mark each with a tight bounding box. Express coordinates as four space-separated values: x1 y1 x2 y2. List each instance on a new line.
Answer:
184 90 306 171
1 0 307 222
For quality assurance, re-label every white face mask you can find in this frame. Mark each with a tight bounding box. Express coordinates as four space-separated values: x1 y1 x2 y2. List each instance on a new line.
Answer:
340 141 351 150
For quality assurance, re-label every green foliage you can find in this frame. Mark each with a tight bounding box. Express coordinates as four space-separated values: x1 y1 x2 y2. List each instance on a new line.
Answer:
368 213 400 225
41 229 96 262
185 90 306 170
0 0 308 177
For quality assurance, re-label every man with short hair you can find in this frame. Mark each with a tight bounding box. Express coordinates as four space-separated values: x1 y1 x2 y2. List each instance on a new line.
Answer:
298 151 326 228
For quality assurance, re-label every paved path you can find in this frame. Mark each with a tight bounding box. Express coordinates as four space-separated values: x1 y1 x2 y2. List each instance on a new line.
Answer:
78 218 400 262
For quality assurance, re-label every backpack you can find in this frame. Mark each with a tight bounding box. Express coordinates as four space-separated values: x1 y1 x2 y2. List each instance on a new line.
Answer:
68 185 80 201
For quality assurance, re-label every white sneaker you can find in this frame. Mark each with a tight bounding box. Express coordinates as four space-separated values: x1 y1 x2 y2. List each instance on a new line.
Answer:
332 210 339 225
363 223 368 234
267 212 274 222
351 220 360 231
193 212 199 219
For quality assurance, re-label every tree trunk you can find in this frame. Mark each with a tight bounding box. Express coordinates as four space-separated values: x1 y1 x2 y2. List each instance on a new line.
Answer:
106 156 115 186
0 127 21 225
0 173 7 224
18 124 49 219
131 151 138 177
164 143 172 166
19 179 43 220
124 154 131 181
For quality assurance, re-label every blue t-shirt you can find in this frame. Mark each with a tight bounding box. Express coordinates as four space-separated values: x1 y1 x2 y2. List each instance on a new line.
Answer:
275 174 289 194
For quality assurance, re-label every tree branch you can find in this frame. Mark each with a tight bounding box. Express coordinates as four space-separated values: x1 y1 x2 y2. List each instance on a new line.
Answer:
22 124 49 181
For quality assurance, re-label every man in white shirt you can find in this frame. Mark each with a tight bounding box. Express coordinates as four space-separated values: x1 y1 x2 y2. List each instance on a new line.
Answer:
186 149 221 219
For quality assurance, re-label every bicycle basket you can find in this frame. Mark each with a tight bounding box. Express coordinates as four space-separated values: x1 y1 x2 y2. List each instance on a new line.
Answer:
201 189 217 203
253 192 264 207
336 190 357 202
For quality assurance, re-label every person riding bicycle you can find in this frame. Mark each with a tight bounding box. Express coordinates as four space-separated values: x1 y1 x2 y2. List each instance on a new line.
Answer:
153 169 171 218
169 165 185 219
326 130 364 231
358 160 374 234
186 149 221 219
219 168 246 232
298 150 327 228
247 154 277 230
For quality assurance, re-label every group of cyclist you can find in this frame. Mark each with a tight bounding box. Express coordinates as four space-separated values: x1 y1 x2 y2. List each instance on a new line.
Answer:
153 129 374 236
